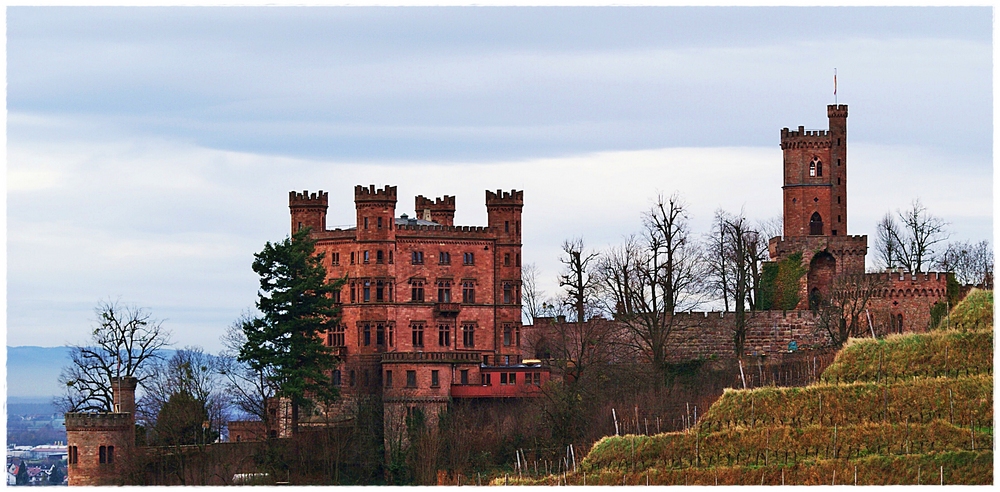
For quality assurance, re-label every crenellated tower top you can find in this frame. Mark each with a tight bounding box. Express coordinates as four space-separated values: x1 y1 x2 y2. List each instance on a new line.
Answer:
415 195 456 225
289 190 329 233
354 184 398 203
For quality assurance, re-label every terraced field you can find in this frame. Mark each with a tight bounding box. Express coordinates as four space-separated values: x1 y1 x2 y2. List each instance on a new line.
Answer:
502 290 993 485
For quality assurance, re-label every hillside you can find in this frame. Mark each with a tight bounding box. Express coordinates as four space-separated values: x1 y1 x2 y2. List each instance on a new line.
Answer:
504 291 993 485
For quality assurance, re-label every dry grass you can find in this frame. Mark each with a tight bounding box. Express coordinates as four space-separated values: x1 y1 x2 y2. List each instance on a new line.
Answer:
821 330 992 383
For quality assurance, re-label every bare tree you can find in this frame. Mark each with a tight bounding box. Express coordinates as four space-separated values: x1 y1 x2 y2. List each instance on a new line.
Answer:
140 347 228 445
817 273 886 346
873 213 904 270
56 300 171 413
704 211 733 311
936 240 994 288
521 263 544 325
594 194 702 378
877 200 949 272
218 311 277 425
558 238 600 323
721 213 753 356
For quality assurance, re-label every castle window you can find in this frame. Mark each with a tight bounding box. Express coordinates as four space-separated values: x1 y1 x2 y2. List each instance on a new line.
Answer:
837 196 841 204
516 221 520 234
376 280 385 301
331 325 345 347
350 370 356 387
809 157 823 177
388 251 393 264
332 289 341 304
99 446 106 464
509 373 516 384
503 282 514 304
363 250 370 263
406 370 417 388
437 281 452 303
503 323 513 346
505 221 509 233
460 369 469 385
412 251 424 264
439 252 451 265
331 252 339 266
411 281 424 302
363 322 371 346
385 370 392 388
376 250 384 264
350 283 356 303
533 373 541 386
388 322 395 346
516 253 521 267
462 323 475 347
504 253 511 266
298 221 303 231
462 282 475 303
69 446 78 464
500 373 508 385
431 370 440 388
364 217 369 229
809 212 823 236
363 280 371 302
438 323 451 347
483 373 492 385
376 322 385 345
412 323 424 347
351 252 355 265
333 369 342 386
377 216 383 229
463 252 474 265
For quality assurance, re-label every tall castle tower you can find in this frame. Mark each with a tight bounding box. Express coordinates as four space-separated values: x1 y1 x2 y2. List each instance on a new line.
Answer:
770 105 867 309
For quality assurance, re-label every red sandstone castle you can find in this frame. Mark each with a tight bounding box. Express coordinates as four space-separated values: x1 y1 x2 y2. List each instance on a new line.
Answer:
282 185 550 439
64 104 955 485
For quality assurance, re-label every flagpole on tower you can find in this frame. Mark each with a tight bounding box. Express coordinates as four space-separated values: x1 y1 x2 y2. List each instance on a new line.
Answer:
834 68 838 105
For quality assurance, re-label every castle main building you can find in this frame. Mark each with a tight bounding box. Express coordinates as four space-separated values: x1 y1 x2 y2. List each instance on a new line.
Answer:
287 185 549 436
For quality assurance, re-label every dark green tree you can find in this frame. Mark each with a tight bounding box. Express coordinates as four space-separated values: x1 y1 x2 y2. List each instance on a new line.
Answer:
238 227 344 435
154 390 216 446
16 460 28 485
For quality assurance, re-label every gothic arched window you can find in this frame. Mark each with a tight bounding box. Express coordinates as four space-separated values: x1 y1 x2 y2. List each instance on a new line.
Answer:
809 157 823 177
809 212 823 235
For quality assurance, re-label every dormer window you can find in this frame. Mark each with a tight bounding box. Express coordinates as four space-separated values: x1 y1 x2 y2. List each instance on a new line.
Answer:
809 157 823 177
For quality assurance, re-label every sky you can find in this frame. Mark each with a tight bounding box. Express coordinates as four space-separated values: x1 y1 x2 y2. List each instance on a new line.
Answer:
6 6 993 352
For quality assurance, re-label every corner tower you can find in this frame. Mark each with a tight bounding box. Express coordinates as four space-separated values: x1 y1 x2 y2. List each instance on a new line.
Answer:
780 104 848 237
289 190 328 233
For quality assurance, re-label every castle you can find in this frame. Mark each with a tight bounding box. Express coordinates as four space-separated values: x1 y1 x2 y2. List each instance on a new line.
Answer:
64 104 955 485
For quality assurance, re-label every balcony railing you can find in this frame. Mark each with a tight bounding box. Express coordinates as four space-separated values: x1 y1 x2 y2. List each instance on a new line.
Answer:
435 302 461 315
381 351 481 363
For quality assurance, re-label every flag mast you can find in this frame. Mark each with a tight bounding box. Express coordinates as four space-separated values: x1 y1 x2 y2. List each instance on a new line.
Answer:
834 68 838 105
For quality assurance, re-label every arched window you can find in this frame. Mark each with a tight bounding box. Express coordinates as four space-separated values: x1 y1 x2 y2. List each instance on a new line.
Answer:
809 212 823 235
809 157 823 177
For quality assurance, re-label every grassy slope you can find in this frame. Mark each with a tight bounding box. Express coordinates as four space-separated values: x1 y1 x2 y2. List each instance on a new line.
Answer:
505 291 994 485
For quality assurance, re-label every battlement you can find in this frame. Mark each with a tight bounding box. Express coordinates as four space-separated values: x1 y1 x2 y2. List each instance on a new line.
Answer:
486 189 523 206
415 195 456 211
354 184 398 203
670 310 820 321
289 190 329 207
768 234 868 253
871 271 952 284
65 412 133 431
827 104 848 118
781 126 830 139
396 223 494 239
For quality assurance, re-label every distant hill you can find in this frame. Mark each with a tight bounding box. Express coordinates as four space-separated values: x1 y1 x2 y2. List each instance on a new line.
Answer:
7 346 73 399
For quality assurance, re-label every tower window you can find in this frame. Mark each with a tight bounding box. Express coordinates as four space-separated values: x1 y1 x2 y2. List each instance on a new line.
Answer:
504 253 511 266
331 324 345 346
809 157 823 177
406 370 417 388
376 250 384 264
463 252 474 265
438 323 451 347
412 251 424 264
505 221 509 233
377 216 383 229
462 281 475 303
363 280 371 302
439 252 451 264
411 281 425 302
363 322 371 346
431 370 440 387
462 322 475 347
363 250 370 263
364 217 369 229
331 252 340 266
437 281 452 303
385 370 392 388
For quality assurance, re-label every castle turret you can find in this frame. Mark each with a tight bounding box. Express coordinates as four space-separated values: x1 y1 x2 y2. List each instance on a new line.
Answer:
415 195 456 225
289 190 328 233
780 105 847 238
354 185 397 242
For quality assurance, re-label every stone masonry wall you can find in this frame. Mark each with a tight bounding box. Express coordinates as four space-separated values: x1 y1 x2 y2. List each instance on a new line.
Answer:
664 310 830 363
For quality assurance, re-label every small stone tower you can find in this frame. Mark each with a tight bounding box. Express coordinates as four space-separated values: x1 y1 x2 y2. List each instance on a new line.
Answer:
289 190 328 233
65 377 137 486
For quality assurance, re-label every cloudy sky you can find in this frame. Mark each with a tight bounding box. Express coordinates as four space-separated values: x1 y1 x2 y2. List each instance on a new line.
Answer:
6 7 992 352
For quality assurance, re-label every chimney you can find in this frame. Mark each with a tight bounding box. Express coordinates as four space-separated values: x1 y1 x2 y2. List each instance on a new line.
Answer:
110 377 138 417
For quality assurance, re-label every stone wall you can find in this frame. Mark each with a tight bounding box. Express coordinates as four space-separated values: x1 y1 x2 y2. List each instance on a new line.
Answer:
664 310 831 363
